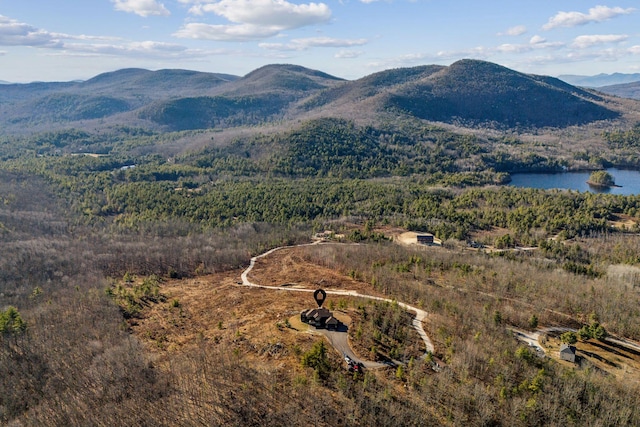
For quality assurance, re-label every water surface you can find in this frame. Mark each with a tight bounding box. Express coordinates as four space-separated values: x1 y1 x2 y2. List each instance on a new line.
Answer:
509 168 640 195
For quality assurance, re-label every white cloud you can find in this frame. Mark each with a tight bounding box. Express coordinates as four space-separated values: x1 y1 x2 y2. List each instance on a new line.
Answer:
259 36 367 51
0 15 62 47
174 23 282 41
175 0 330 41
177 0 211 7
366 53 429 70
0 15 126 49
112 0 170 17
0 14 217 62
543 5 634 30
335 50 362 59
571 34 628 49
517 50 619 69
529 35 546 45
61 40 210 59
186 6 205 15
630 45 640 54
497 43 529 54
50 33 122 42
177 1 218 16
436 46 490 60
195 0 330 27
301 37 367 48
503 44 639 71
496 36 563 54
530 36 564 49
256 42 292 51
498 25 527 36
566 48 622 63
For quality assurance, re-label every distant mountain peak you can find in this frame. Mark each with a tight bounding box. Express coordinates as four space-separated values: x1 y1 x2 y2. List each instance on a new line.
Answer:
243 63 343 81
84 68 152 84
381 59 619 128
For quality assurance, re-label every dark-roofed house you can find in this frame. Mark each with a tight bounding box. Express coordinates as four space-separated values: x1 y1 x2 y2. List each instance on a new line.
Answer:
300 307 341 329
559 344 577 363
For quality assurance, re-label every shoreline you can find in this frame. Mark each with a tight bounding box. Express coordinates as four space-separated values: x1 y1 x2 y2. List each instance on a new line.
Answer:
586 180 622 188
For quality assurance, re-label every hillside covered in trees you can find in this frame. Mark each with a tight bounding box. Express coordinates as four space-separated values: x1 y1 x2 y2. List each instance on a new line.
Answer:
2 59 640 425
0 59 629 134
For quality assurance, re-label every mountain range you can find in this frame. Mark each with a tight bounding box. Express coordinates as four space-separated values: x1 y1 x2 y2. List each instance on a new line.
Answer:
0 60 630 135
559 73 640 88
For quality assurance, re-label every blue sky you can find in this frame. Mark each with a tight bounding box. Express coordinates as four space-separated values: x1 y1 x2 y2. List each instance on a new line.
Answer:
1 1 639 82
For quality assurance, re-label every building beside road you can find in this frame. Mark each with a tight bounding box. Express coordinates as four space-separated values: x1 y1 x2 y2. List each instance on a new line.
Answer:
416 234 434 245
559 344 577 363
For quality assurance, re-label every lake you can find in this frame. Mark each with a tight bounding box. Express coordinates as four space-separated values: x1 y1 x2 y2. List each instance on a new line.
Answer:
509 168 640 195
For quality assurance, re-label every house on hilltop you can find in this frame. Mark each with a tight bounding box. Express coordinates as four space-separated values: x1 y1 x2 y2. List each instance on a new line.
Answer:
559 343 577 363
301 307 341 330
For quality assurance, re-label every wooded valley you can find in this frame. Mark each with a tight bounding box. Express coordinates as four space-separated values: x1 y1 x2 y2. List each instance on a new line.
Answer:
2 60 640 426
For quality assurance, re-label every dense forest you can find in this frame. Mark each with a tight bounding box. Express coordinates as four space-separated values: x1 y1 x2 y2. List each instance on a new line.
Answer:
2 61 640 425
3 167 640 425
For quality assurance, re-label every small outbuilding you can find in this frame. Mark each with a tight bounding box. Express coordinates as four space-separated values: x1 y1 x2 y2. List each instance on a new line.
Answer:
559 344 577 363
417 234 434 245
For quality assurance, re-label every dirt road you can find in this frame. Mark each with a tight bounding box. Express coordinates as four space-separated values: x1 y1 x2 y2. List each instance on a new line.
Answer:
240 242 640 369
510 326 640 359
317 328 387 369
240 242 435 365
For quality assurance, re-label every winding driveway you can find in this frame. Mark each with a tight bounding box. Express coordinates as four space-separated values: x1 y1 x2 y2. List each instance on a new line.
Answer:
239 242 435 366
510 326 640 358
240 242 640 368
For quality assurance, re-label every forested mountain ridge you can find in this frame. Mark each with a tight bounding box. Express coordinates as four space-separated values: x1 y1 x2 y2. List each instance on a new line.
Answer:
226 63 344 96
298 65 446 111
137 64 345 131
0 68 238 103
0 60 627 134
598 81 640 100
382 60 618 128
0 67 242 132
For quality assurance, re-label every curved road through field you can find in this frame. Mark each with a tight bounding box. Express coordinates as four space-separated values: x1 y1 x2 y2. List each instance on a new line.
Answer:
239 243 434 367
